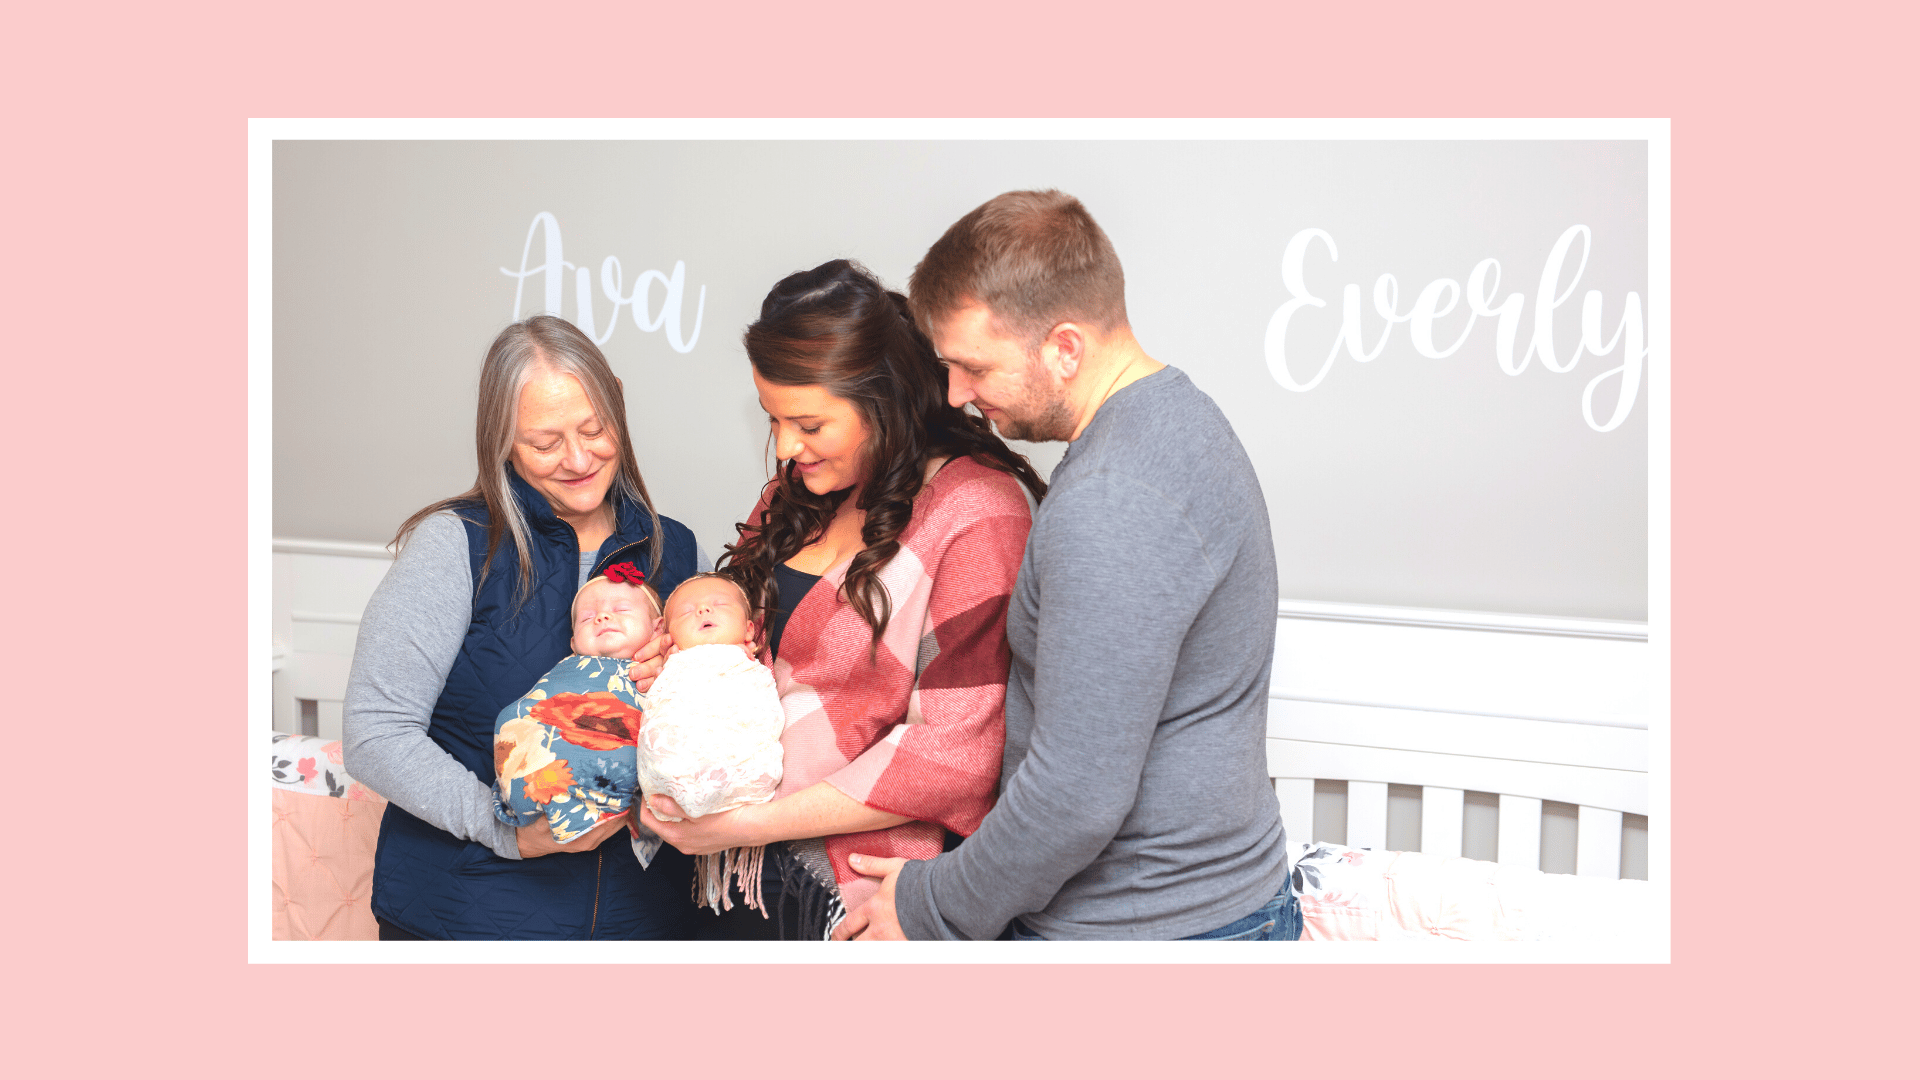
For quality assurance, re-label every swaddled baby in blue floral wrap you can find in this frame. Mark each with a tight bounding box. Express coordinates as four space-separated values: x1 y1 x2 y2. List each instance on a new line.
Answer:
491 563 663 850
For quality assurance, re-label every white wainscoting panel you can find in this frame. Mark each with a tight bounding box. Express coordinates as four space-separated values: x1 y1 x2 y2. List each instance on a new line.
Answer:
272 539 393 736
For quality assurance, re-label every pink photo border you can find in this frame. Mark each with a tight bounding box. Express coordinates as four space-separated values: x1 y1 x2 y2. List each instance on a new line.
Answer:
20 2 1905 1072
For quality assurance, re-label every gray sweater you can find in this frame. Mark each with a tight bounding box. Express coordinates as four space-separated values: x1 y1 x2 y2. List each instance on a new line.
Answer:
342 513 526 859
893 366 1289 940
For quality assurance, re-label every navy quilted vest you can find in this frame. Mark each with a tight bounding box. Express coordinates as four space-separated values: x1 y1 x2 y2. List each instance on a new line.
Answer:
370 469 701 939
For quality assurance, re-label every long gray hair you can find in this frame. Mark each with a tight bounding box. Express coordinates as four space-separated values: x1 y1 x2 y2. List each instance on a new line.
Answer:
394 315 662 606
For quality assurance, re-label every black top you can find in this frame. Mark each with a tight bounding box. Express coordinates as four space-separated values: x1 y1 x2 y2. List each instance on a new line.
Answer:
767 561 822 661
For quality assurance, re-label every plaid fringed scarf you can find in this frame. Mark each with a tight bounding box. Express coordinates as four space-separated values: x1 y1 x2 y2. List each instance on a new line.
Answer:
695 846 767 915
755 456 1032 923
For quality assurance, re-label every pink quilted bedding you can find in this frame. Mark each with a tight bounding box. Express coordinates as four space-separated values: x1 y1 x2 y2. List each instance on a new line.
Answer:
271 735 385 941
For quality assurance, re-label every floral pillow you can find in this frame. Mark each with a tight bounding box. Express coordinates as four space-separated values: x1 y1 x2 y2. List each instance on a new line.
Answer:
270 733 381 801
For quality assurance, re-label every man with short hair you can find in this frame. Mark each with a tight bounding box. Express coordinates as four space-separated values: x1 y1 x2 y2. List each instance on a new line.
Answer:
833 190 1298 941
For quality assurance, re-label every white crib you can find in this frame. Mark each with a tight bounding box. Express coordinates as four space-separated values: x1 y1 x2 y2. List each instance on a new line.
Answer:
1266 599 1651 881
271 539 1662 945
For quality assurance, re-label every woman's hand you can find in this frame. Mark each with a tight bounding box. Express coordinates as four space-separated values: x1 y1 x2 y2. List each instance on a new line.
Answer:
636 783 911 854
516 810 630 858
637 795 764 856
625 618 672 691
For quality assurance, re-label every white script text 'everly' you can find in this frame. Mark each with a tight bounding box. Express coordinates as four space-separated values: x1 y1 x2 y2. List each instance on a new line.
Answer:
1264 225 1645 433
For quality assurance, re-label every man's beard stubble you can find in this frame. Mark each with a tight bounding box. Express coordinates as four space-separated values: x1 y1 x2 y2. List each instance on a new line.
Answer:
993 400 1072 443
990 367 1077 444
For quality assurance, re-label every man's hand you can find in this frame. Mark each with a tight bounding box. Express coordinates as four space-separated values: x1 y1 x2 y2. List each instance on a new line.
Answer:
517 809 629 858
831 853 910 940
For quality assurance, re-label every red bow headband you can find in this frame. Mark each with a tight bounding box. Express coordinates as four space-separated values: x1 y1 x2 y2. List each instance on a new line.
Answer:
604 562 646 586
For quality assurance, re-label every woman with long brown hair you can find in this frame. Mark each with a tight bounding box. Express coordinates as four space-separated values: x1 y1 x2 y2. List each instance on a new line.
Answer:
343 315 704 940
637 259 1045 939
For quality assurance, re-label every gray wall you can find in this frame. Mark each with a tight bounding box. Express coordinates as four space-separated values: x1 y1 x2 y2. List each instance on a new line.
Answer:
274 140 1648 620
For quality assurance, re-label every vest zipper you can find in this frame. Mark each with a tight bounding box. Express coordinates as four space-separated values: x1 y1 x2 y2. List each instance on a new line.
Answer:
591 539 652 581
588 533 645 941
589 849 604 939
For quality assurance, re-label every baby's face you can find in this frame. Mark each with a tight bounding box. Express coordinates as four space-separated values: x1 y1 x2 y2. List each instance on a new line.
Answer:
570 579 660 658
665 577 753 650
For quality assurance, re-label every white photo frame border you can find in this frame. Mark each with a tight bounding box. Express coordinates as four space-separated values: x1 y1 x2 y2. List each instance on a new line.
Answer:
248 116 1671 964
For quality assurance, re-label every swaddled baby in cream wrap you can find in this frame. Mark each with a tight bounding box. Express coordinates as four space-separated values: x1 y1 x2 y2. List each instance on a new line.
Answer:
633 573 784 911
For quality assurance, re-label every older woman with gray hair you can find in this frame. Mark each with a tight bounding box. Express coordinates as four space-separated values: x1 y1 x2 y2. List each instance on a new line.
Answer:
343 315 702 940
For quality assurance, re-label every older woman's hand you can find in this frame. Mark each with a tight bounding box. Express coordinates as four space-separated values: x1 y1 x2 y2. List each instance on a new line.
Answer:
637 795 763 856
517 810 630 858
624 619 672 692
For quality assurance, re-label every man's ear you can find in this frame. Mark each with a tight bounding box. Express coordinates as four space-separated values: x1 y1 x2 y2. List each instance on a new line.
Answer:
1043 322 1087 379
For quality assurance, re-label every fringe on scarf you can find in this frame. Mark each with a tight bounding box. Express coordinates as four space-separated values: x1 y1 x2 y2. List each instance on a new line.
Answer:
694 841 847 939
781 852 846 941
693 845 767 914
776 838 846 939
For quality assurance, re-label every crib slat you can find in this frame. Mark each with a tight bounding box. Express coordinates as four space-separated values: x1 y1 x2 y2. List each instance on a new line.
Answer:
1576 805 1624 879
1347 780 1388 850
1497 794 1543 869
1421 786 1464 858
1274 778 1314 853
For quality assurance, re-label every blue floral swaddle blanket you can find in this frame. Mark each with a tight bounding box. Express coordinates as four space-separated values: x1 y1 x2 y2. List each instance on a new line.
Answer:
492 654 652 852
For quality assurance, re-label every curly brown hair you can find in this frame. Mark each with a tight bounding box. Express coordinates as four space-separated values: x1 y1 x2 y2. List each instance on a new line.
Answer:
721 259 1047 652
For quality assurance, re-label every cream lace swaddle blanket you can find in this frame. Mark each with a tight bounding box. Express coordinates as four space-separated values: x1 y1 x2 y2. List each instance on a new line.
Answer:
635 643 785 910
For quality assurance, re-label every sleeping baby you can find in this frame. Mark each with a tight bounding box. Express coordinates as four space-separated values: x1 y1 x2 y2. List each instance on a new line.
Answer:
633 573 786 910
491 561 662 846
491 566 785 908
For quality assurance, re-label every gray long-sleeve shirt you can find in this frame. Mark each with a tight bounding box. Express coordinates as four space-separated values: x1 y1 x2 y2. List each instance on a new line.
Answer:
341 512 526 859
893 366 1289 940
